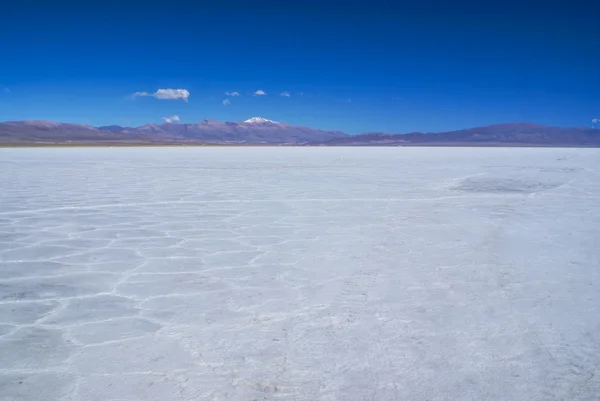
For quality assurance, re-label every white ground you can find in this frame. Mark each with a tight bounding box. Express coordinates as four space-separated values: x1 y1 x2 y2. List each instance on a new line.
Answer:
0 147 599 401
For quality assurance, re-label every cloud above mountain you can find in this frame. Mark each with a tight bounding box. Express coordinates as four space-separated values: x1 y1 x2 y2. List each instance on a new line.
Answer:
133 89 190 102
254 90 266 96
162 114 180 123
225 91 240 96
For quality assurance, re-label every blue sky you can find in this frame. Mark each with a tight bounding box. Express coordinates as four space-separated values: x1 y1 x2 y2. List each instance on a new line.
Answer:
1 1 598 134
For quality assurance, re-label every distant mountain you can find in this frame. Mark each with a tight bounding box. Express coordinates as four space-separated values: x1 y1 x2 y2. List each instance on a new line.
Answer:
0 120 159 145
0 117 346 145
4 120 99 131
97 125 132 134
324 123 600 147
94 117 347 144
1 119 598 146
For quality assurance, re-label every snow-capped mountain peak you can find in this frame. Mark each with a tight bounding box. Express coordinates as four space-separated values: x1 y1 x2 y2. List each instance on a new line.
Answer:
244 117 276 124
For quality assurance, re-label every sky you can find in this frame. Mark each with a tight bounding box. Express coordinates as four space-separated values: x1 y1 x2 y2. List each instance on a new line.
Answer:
1 0 598 134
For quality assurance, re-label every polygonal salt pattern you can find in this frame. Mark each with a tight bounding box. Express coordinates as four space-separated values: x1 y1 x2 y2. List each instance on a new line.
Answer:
0 147 599 401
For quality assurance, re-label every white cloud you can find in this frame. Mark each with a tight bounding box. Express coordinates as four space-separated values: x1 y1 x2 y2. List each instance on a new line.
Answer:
222 98 231 105
593 118 599 124
133 88 190 102
280 91 290 97
254 90 266 96
162 114 180 123
225 91 240 96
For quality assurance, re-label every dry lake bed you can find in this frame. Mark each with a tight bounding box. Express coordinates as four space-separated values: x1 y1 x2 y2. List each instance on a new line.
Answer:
0 147 599 401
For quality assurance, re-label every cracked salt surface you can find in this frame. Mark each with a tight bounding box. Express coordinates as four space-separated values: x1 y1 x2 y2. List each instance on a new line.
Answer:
0 147 599 401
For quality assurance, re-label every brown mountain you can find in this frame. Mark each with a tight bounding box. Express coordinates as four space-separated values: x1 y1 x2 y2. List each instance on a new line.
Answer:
108 118 347 144
1 120 598 147
0 120 155 145
0 118 346 145
324 123 600 147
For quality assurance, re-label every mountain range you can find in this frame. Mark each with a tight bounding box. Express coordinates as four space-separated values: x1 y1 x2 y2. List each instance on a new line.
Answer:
0 118 598 147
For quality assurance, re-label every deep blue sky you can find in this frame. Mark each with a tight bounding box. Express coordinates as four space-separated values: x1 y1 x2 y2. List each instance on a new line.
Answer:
1 0 598 133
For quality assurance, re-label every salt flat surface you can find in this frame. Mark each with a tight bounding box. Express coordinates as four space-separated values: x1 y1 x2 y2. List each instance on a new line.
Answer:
0 147 599 401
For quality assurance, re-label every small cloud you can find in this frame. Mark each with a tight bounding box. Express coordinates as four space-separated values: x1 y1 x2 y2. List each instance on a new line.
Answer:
347 99 352 103
222 98 231 105
133 88 190 102
593 118 599 124
225 91 240 96
162 114 180 123
254 90 266 96
280 91 290 97
299 92 304 96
